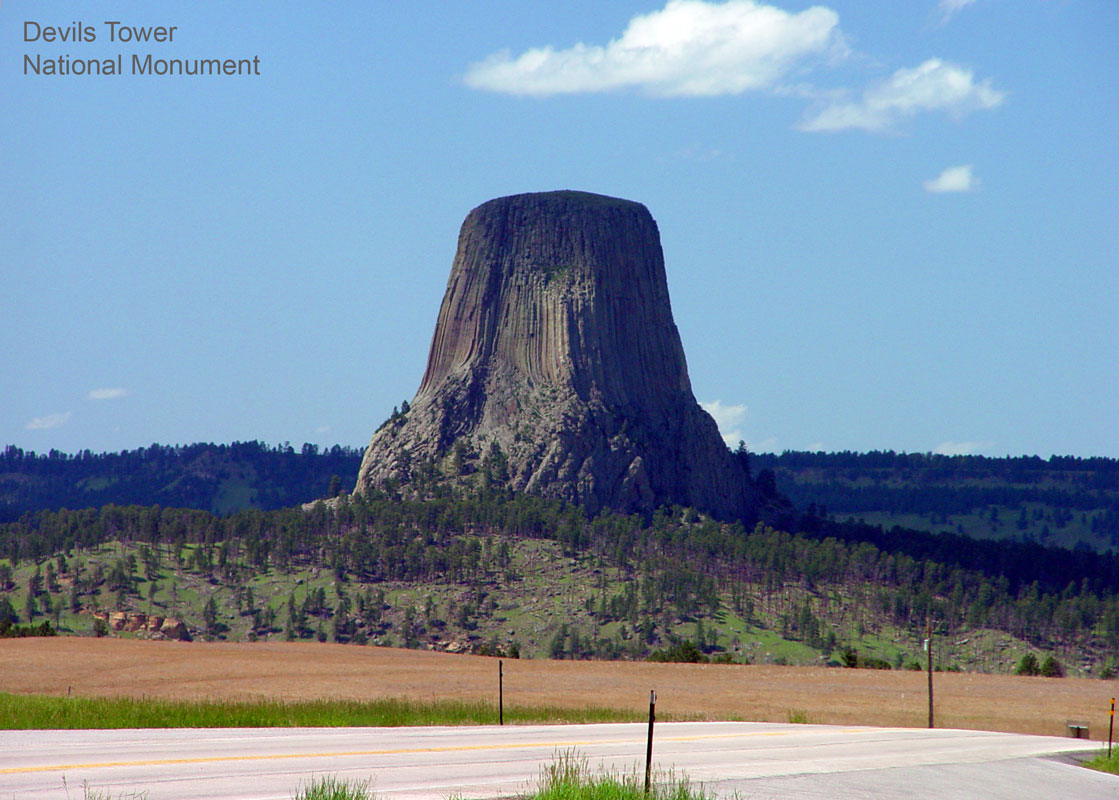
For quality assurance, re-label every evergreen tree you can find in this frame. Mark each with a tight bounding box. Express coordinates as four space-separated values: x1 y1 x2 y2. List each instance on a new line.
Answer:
1039 654 1065 677
0 596 16 625
1015 652 1040 676
204 595 219 637
24 587 36 622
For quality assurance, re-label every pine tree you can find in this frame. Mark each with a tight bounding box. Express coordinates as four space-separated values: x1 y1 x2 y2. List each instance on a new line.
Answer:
24 586 36 622
1014 652 1040 676
204 595 219 637
1039 654 1065 677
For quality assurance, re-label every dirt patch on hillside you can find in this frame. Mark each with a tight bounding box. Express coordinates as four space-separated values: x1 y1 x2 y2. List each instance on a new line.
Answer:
1 639 1111 740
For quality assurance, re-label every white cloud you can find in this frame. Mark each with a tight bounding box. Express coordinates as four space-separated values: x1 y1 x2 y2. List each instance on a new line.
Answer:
923 164 978 193
88 387 129 401
937 0 976 25
699 399 748 447
799 58 1004 132
26 411 72 430
464 0 844 97
315 425 332 435
933 440 994 456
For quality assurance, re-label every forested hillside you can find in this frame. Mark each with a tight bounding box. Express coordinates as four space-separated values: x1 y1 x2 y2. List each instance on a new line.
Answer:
2 486 1118 677
5 444 1117 556
754 451 1119 553
0 442 362 521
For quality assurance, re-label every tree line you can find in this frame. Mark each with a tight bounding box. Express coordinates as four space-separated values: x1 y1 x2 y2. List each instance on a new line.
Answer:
0 441 362 521
751 449 1119 548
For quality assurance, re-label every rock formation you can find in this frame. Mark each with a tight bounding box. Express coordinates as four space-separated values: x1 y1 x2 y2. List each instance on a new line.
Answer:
355 190 758 520
92 610 192 640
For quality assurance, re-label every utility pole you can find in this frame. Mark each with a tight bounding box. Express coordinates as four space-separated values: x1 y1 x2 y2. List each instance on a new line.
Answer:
926 618 934 729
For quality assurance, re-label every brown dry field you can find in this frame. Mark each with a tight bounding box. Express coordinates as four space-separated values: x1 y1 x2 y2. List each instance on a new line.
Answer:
2 639 1113 740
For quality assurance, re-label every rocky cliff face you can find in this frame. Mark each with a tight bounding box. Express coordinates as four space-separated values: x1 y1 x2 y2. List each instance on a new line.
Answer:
355 190 758 520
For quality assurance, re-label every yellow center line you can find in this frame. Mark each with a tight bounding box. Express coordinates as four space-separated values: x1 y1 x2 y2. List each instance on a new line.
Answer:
0 728 870 775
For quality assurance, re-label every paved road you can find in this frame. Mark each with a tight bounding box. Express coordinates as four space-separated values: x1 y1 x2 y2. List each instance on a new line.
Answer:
0 722 1113 800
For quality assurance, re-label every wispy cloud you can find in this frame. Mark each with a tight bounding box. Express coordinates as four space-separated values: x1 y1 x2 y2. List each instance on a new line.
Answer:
799 58 1004 132
88 387 129 401
934 440 994 456
673 145 730 162
26 411 72 430
464 0 845 97
936 0 976 25
315 425 332 435
923 164 978 193
700 399 748 447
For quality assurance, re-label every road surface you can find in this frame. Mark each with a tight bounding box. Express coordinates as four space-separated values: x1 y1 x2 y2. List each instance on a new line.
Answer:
0 722 1113 799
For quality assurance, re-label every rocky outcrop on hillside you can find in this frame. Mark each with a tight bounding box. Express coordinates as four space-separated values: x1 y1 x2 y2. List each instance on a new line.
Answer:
355 190 759 520
91 610 192 641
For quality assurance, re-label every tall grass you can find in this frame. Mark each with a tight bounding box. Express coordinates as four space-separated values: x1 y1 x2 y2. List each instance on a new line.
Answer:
292 776 372 800
0 692 641 729
1084 749 1119 775
785 708 810 724
63 779 148 800
533 751 712 800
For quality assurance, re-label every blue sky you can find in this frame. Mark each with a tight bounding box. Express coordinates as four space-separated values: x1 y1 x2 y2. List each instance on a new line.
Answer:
3 0 1116 459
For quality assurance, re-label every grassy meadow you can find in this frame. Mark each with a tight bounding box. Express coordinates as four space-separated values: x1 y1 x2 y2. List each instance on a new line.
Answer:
0 692 641 730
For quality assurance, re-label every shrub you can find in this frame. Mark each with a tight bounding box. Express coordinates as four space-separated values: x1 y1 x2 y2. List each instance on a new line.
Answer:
1039 654 1065 678
837 647 890 670
648 641 707 663
1014 652 1040 676
0 619 56 638
860 656 892 670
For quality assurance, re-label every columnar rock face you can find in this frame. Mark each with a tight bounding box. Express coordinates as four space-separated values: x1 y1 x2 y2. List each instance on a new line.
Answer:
356 190 758 520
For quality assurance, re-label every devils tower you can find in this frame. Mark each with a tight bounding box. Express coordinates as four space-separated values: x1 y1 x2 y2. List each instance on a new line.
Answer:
355 190 758 520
